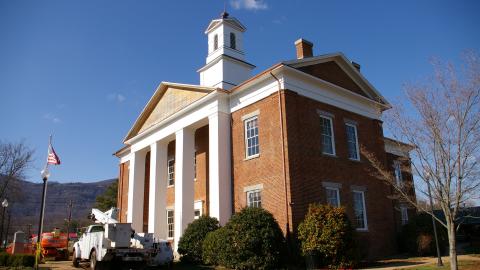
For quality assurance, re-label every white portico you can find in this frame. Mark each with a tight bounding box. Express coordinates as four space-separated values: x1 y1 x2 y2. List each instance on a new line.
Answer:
115 12 253 250
117 83 232 249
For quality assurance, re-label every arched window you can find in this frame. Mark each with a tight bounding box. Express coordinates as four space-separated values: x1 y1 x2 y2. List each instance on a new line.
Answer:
230 32 236 50
213 34 218 50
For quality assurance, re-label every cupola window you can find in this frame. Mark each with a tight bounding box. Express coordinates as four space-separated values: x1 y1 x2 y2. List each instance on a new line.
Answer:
214 34 218 50
230 32 236 49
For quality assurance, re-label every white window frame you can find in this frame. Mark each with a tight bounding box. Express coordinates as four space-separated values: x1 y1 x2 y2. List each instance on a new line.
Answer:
167 159 175 187
166 209 174 239
246 189 262 208
325 187 340 207
320 115 336 156
244 116 260 159
394 161 403 186
353 190 368 231
194 200 203 220
400 206 409 225
345 123 360 161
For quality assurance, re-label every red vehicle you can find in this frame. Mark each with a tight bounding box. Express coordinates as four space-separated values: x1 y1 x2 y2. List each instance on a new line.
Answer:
29 229 78 260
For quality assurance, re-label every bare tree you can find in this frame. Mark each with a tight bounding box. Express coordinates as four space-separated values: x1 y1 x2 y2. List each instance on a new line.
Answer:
0 140 35 199
362 51 480 270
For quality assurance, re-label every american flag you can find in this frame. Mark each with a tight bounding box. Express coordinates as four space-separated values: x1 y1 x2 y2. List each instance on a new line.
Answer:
47 136 61 165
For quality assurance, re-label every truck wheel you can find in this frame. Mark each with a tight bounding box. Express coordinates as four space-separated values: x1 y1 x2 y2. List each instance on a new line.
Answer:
90 250 97 270
72 248 79 267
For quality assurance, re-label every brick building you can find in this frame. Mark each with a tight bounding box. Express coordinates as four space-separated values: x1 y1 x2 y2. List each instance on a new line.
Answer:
115 12 414 258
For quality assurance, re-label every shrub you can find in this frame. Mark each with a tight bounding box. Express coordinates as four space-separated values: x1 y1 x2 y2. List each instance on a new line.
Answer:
0 253 35 267
202 226 231 266
397 213 448 256
178 215 219 263
205 207 285 269
297 204 357 269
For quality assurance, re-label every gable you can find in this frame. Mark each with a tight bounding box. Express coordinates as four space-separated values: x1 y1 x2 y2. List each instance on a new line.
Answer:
297 61 368 98
124 83 215 142
138 87 211 134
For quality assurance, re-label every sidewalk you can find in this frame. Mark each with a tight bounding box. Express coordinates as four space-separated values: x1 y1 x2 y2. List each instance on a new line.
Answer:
362 255 480 270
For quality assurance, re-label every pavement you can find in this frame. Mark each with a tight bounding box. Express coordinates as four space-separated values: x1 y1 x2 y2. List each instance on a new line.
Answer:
360 254 480 270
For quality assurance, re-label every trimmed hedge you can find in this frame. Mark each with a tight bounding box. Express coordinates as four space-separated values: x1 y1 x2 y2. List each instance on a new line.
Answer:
397 213 448 256
178 215 219 263
0 253 35 267
298 204 357 269
202 207 286 269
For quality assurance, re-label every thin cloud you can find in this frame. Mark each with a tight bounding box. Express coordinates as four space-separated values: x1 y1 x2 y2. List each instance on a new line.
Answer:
230 0 268 11
43 113 61 124
272 16 287 25
107 93 126 103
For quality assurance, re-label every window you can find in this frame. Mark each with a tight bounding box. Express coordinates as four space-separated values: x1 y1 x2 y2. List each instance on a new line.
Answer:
230 32 236 49
244 116 259 158
213 34 218 50
167 159 175 186
194 210 201 220
247 190 262 208
400 206 409 225
167 210 174 239
345 123 359 160
194 151 197 180
326 187 340 207
353 191 368 230
394 161 403 185
320 116 335 155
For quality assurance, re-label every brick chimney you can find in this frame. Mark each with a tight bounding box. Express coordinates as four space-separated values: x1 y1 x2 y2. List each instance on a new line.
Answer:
295 38 313 59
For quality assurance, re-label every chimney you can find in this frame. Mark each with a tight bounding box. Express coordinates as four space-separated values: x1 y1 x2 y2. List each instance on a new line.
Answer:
295 38 313 59
352 61 361 71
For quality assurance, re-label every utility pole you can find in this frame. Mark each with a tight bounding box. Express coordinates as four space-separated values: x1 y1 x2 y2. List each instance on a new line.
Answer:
5 212 10 248
65 200 73 257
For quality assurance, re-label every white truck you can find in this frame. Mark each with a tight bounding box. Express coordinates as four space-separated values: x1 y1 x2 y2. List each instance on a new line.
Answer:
72 208 173 270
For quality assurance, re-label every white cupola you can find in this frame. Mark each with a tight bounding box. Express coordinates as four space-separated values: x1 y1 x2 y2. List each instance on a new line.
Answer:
198 12 255 90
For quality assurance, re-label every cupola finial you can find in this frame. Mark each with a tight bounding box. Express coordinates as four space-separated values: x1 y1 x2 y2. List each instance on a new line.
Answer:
221 2 229 18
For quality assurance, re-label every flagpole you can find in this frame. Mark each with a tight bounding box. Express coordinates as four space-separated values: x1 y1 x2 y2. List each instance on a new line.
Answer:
35 136 52 270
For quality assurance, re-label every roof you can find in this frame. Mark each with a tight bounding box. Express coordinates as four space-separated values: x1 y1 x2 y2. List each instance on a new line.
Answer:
205 13 246 34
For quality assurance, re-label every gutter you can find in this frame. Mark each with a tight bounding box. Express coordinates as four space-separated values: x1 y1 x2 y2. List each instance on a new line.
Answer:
269 71 290 235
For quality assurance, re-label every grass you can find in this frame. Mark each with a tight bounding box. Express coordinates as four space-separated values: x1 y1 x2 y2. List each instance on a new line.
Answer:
397 260 480 270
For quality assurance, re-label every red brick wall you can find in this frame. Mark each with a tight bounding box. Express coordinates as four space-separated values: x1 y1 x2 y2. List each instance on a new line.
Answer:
283 90 397 259
232 89 400 259
386 152 416 232
231 91 290 233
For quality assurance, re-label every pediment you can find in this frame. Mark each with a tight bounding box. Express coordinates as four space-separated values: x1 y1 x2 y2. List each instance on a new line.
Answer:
284 53 390 106
298 61 368 98
125 83 215 141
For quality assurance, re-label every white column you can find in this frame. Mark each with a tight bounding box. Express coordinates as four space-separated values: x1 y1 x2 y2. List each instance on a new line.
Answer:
174 128 195 249
208 112 232 225
127 150 145 232
148 141 168 239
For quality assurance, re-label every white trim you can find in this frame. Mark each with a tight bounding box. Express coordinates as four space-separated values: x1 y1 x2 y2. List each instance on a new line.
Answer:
319 115 336 156
241 109 260 121
316 109 335 118
352 190 368 231
322 181 342 189
243 183 264 193
345 123 360 161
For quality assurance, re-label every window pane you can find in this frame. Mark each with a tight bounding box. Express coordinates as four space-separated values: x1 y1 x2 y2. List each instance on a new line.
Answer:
353 192 366 229
346 125 359 160
320 117 334 155
245 117 260 157
326 188 339 207
247 190 262 208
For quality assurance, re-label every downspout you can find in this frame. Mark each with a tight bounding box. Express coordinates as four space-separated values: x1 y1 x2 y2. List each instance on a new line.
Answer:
270 71 290 235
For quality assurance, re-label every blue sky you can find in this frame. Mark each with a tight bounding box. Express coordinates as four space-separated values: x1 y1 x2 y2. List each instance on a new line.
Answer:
1 0 479 183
